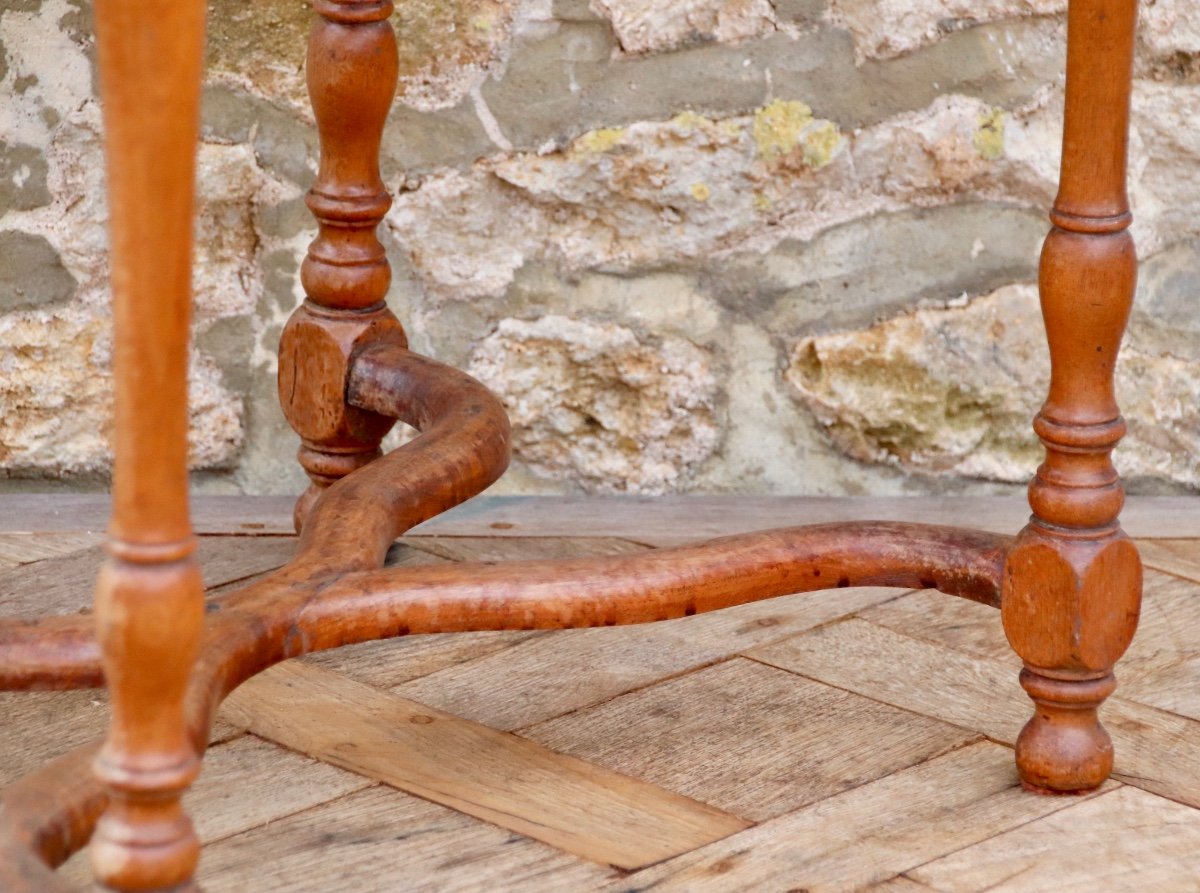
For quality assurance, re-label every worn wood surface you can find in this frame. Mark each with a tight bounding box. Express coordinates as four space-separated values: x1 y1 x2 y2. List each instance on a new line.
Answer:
750 613 1200 810
393 584 902 732
3 497 1200 890
603 743 1115 892
56 735 373 888
9 0 1151 880
221 661 748 869
1 495 1198 538
0 534 105 570
866 878 947 893
523 658 974 821
909 785 1200 893
408 496 1200 541
0 537 298 617
199 787 612 893
1136 539 1200 584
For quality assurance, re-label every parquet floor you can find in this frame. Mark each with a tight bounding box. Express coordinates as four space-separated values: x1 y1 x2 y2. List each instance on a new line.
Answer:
3 496 1200 892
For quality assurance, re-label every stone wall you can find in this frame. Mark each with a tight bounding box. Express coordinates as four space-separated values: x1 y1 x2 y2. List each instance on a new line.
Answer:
1 0 1197 497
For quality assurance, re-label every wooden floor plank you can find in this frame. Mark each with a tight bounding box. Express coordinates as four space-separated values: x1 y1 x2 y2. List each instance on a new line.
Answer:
0 688 242 789
861 570 1200 723
0 539 296 784
909 786 1200 893
1118 656 1200 724
199 786 613 893
407 496 1200 540
524 658 976 821
187 734 375 843
1113 570 1200 720
0 689 109 787
867 878 949 893
1137 539 1200 584
859 589 1013 663
0 535 297 616
0 494 296 535
750 617 1200 809
220 661 749 870
303 630 543 690
3 495 1198 538
57 734 375 887
394 586 902 732
0 532 105 568
3 500 1197 891
400 535 650 563
606 742 1112 893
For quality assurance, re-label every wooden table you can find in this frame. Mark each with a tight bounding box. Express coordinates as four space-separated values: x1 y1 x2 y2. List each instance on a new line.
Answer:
0 0 1149 889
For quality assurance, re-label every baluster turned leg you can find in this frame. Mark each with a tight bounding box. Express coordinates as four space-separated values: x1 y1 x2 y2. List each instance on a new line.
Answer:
278 0 408 532
1002 0 1142 792
89 0 207 890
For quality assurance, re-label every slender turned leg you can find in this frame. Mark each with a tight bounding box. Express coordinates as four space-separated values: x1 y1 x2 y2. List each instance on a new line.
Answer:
1002 0 1142 793
88 0 207 889
278 0 408 532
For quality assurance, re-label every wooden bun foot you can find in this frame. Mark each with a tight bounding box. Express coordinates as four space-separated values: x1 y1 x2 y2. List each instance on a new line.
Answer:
1015 669 1116 793
89 800 200 892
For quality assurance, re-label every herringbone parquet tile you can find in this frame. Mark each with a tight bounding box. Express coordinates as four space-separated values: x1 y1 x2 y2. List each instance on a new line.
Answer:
2 497 1198 892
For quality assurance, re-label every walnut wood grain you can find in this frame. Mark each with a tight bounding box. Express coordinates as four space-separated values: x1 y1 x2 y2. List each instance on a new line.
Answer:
277 0 407 530
1001 0 1143 794
86 0 208 889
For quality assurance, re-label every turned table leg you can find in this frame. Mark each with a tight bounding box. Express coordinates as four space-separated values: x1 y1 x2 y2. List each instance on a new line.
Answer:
278 0 408 533
88 0 208 889
1002 0 1142 792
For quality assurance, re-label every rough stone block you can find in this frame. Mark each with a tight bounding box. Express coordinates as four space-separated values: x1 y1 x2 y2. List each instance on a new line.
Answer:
467 315 720 493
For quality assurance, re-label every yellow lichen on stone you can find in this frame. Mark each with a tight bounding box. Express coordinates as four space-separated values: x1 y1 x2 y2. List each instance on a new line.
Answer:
672 110 712 133
575 127 626 154
205 0 312 106
753 99 814 161
753 192 772 212
974 108 1006 160
803 121 842 169
690 182 712 201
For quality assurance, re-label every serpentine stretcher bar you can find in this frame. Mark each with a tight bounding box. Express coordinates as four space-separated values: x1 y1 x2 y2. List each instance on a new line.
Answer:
0 341 1011 891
